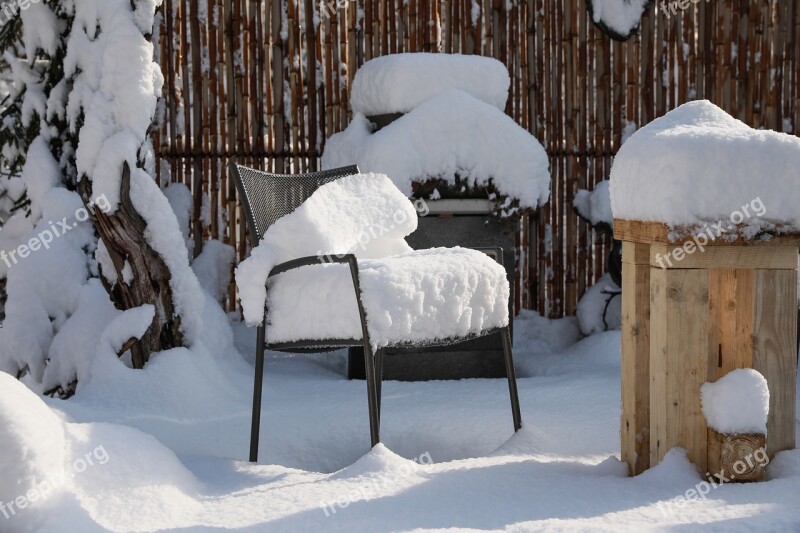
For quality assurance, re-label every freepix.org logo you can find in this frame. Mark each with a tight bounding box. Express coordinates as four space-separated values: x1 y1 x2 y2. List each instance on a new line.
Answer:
1 445 110 521
0 195 112 270
0 0 44 28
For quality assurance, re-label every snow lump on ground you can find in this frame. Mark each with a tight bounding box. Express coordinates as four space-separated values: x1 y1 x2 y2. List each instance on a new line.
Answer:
0 373 67 530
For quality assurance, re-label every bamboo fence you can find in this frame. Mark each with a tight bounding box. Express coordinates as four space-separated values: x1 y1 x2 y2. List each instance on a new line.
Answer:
153 0 800 318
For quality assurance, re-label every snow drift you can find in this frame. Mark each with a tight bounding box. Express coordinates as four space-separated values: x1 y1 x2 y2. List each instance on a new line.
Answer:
0 373 67 529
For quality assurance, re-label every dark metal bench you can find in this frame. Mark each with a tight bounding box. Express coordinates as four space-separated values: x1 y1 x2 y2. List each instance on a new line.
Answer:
229 162 522 462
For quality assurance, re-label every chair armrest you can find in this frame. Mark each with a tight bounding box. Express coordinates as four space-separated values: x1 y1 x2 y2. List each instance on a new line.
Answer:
265 253 373 349
268 254 358 278
468 246 505 268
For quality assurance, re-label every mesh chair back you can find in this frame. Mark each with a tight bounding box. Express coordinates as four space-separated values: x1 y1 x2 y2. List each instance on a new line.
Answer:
229 163 360 246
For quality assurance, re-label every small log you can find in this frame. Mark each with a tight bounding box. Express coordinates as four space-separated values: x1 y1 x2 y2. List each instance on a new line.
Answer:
707 429 767 483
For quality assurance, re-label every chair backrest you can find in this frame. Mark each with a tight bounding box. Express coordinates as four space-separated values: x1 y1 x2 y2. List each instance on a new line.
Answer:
229 163 360 246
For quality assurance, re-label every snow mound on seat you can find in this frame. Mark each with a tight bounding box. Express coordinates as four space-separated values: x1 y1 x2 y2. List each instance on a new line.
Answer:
0 373 67 524
236 173 418 326
324 89 550 211
610 100 800 231
350 53 510 115
701 369 769 435
266 247 509 349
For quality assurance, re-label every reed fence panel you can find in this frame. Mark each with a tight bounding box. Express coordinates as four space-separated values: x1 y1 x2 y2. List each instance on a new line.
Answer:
154 0 800 317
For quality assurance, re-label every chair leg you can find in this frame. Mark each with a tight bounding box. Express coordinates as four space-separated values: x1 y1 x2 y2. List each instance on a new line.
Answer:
363 341 381 447
250 324 267 462
375 348 384 422
501 326 522 431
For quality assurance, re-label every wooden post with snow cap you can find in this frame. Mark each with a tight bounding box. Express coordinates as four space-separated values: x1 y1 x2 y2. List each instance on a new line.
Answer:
611 101 800 477
615 219 798 477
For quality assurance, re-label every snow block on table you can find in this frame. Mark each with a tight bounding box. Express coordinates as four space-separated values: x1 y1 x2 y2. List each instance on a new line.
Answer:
610 100 800 232
350 53 510 115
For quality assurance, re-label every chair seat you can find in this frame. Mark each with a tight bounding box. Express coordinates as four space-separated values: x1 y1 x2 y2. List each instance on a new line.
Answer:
265 247 510 348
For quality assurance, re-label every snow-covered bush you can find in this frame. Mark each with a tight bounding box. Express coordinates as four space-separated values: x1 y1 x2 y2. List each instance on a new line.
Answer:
0 0 233 395
573 179 622 292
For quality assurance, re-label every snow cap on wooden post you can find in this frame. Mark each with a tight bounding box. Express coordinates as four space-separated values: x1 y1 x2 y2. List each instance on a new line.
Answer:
610 100 800 477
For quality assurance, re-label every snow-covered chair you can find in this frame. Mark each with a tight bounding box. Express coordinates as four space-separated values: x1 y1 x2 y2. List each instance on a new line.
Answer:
230 162 522 462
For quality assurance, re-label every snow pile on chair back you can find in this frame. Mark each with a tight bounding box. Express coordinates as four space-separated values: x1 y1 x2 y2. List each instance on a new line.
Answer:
610 100 800 232
235 173 510 347
350 53 510 115
236 172 418 326
262 171 417 260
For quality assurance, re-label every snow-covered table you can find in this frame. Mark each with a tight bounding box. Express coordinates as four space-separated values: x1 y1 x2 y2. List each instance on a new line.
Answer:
615 218 799 477
610 101 800 477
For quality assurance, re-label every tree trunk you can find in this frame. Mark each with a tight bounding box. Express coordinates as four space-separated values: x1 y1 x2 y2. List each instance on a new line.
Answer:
78 163 183 368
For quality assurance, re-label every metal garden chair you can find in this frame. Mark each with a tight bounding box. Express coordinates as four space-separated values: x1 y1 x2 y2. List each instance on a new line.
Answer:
229 162 522 463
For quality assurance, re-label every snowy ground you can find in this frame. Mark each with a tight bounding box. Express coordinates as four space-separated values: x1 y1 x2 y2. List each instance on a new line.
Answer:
7 312 800 532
